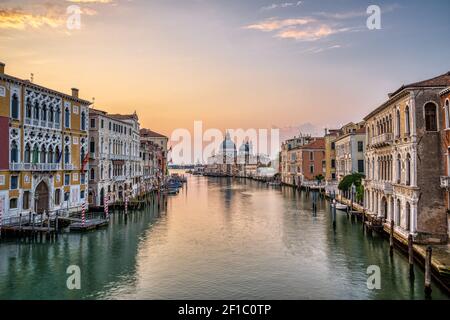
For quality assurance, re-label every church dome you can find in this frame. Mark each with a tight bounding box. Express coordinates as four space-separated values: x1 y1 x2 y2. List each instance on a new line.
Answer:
220 132 236 152
239 142 250 153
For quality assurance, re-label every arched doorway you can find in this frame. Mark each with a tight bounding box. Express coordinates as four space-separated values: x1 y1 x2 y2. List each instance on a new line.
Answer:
381 197 388 220
405 202 411 231
88 191 94 206
118 186 123 200
35 181 49 214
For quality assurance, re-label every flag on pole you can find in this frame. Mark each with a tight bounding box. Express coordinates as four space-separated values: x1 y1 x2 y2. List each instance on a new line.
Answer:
81 152 89 173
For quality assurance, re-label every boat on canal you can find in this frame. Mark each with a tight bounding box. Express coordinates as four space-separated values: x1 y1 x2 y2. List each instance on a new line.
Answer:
331 201 348 211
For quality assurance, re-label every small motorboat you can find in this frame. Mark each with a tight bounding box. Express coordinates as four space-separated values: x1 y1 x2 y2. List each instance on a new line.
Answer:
166 187 179 195
332 202 348 211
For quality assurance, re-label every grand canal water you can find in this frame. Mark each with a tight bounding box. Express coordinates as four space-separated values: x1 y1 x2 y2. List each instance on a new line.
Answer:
0 173 448 300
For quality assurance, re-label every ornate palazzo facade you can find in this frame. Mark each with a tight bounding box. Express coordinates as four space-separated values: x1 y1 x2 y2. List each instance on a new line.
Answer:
0 62 90 218
88 109 142 206
364 72 450 244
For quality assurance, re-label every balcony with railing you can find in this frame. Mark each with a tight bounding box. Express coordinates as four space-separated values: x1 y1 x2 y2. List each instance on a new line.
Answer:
64 163 74 170
110 154 128 161
372 180 393 194
441 176 450 189
10 163 61 171
24 117 61 131
115 175 126 181
371 133 393 148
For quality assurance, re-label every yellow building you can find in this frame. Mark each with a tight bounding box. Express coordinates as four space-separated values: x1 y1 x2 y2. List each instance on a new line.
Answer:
0 62 90 220
324 129 340 182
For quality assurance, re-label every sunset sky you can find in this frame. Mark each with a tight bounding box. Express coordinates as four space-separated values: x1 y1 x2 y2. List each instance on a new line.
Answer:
1 0 449 139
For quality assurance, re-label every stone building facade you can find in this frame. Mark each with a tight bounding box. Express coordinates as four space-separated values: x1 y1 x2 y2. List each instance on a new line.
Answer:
335 122 366 181
280 134 314 186
295 138 326 184
364 72 450 244
88 109 141 206
324 129 340 183
140 138 164 193
140 128 169 178
440 86 450 237
0 62 90 218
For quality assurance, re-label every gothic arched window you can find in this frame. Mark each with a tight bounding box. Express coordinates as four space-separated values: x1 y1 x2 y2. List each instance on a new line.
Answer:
81 111 86 131
424 103 438 131
396 109 401 137
48 146 54 164
42 103 47 121
40 145 46 163
64 146 70 164
24 144 31 163
396 199 401 226
10 141 18 163
55 107 61 124
405 106 411 135
34 101 40 120
406 153 411 186
396 154 401 184
405 202 411 231
65 107 70 128
55 146 60 163
49 107 54 123
26 100 32 119
32 145 39 164
11 94 19 119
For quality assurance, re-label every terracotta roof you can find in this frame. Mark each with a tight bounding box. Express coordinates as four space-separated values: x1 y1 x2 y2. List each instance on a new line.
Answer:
389 71 450 98
365 71 450 121
89 108 133 125
140 128 168 138
301 138 325 149
355 127 366 134
109 112 139 121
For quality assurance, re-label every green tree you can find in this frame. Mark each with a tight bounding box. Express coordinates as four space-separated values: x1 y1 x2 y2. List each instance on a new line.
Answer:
338 172 365 202
315 174 325 184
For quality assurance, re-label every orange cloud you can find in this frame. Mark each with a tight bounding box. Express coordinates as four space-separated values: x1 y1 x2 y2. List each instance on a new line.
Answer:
0 8 64 30
276 25 347 41
245 18 314 32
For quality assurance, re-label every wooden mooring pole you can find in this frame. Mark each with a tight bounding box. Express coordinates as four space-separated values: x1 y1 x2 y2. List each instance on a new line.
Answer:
424 246 432 297
332 202 336 230
55 212 59 238
408 234 414 279
389 219 394 256
32 213 36 240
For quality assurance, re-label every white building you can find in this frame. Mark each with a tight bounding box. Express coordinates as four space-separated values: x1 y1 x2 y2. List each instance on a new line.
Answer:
88 109 141 206
335 122 366 181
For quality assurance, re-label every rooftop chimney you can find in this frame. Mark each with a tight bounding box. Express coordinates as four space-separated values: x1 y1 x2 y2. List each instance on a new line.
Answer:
0 62 5 74
71 88 79 98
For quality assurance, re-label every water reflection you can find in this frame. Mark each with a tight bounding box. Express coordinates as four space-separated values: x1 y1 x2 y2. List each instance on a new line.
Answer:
0 174 448 300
